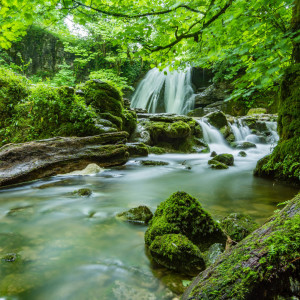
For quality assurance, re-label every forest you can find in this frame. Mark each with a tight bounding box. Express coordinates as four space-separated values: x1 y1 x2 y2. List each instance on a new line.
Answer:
0 0 299 299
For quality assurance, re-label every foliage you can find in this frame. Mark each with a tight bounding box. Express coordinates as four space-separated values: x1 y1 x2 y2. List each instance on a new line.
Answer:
50 62 76 87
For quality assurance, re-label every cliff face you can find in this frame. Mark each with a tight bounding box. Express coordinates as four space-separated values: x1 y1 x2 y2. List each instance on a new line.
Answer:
7 26 74 76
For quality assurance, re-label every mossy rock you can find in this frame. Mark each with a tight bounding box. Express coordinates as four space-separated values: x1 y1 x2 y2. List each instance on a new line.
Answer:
127 143 148 157
211 154 234 166
187 108 205 117
73 188 92 197
122 109 137 135
247 108 267 115
210 151 217 157
116 206 153 225
208 160 229 170
147 146 166 154
205 111 228 129
82 79 123 117
231 142 256 150
140 160 169 166
238 151 247 157
220 213 259 242
145 191 227 251
99 113 123 130
149 234 206 276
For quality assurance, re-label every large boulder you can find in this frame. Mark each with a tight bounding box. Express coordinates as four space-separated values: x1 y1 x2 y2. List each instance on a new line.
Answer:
145 191 227 251
209 154 234 166
205 111 228 129
0 132 129 187
149 234 205 276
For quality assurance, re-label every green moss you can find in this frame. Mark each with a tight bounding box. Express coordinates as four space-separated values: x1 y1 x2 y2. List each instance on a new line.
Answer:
122 109 137 135
208 160 229 169
210 154 234 166
220 213 259 242
116 206 153 224
145 191 227 251
73 188 92 197
99 113 123 130
149 234 205 276
206 111 228 129
147 146 166 154
247 108 267 115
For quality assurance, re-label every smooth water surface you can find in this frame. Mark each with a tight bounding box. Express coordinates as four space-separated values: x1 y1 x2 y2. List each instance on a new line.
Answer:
0 145 298 299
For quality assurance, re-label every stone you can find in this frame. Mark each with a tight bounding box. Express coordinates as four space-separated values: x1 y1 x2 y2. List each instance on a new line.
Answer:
205 111 228 129
0 132 129 187
247 108 267 115
64 163 103 176
149 234 205 276
238 151 247 157
208 160 229 170
145 191 227 251
231 142 256 149
73 188 92 197
220 213 259 242
203 243 225 266
210 154 234 166
187 108 205 117
127 143 149 157
210 151 217 157
140 160 169 166
116 206 153 225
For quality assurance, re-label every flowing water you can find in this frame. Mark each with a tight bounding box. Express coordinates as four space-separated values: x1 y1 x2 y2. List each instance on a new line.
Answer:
131 67 195 114
0 118 298 299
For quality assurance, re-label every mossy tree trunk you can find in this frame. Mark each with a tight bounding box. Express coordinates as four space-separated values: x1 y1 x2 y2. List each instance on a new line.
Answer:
182 194 300 300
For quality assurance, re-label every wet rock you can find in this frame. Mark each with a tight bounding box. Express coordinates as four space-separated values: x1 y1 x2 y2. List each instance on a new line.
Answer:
7 205 34 218
203 243 225 266
127 143 149 157
73 188 92 197
238 151 247 157
64 163 103 176
2 253 20 262
194 84 228 108
149 234 205 276
210 154 234 166
145 191 227 251
204 111 228 129
147 146 166 154
140 160 169 166
220 213 259 242
247 108 267 115
208 160 229 170
210 151 217 157
231 141 256 149
0 132 129 187
187 108 205 117
116 206 153 225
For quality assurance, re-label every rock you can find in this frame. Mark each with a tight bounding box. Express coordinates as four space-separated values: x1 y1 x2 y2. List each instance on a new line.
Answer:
231 141 256 149
210 151 217 157
116 206 153 225
147 146 166 154
1 253 21 263
194 84 228 108
7 205 34 218
238 151 247 157
0 132 129 187
140 160 169 166
210 154 234 166
187 108 205 117
123 98 131 109
204 111 228 129
208 160 229 170
247 108 267 115
122 110 137 135
203 243 225 266
73 188 92 197
220 213 259 242
64 163 103 175
145 191 227 251
149 234 205 276
127 143 149 157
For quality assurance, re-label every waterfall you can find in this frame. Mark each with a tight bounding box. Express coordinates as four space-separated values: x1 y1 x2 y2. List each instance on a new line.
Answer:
265 122 279 144
130 67 195 114
230 120 251 141
197 120 231 152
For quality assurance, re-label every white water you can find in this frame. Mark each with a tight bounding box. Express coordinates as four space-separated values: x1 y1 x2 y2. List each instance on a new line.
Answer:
230 119 251 141
131 67 195 114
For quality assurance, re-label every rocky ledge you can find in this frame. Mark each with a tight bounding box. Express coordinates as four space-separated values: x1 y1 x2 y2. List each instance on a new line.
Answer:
0 132 129 188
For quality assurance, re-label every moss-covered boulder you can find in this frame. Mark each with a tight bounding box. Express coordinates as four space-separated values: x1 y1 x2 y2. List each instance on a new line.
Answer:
254 65 300 185
208 160 229 170
122 110 137 135
73 188 92 197
205 111 228 129
149 234 206 276
147 146 166 154
116 206 153 225
145 191 227 251
220 213 259 242
210 154 234 166
231 141 256 149
126 143 148 157
238 151 247 157
247 108 267 115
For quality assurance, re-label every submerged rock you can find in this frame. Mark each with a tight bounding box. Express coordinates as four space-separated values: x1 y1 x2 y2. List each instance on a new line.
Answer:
220 213 259 242
231 141 256 149
73 188 92 197
0 132 129 187
140 160 169 166
117 206 153 225
210 154 234 166
145 191 227 251
238 151 247 157
64 163 103 176
208 160 229 170
149 234 205 276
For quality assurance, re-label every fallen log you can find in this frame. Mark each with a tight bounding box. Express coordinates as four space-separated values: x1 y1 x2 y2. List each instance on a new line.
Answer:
0 132 129 188
182 193 300 300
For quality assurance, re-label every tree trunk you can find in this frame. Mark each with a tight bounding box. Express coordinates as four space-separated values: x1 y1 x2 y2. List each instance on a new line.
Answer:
182 194 300 300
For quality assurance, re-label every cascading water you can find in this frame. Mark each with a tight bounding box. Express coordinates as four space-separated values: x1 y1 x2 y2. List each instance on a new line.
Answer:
130 67 195 114
230 119 251 141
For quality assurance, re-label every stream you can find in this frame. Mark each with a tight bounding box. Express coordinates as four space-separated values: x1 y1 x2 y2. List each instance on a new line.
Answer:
0 117 298 299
